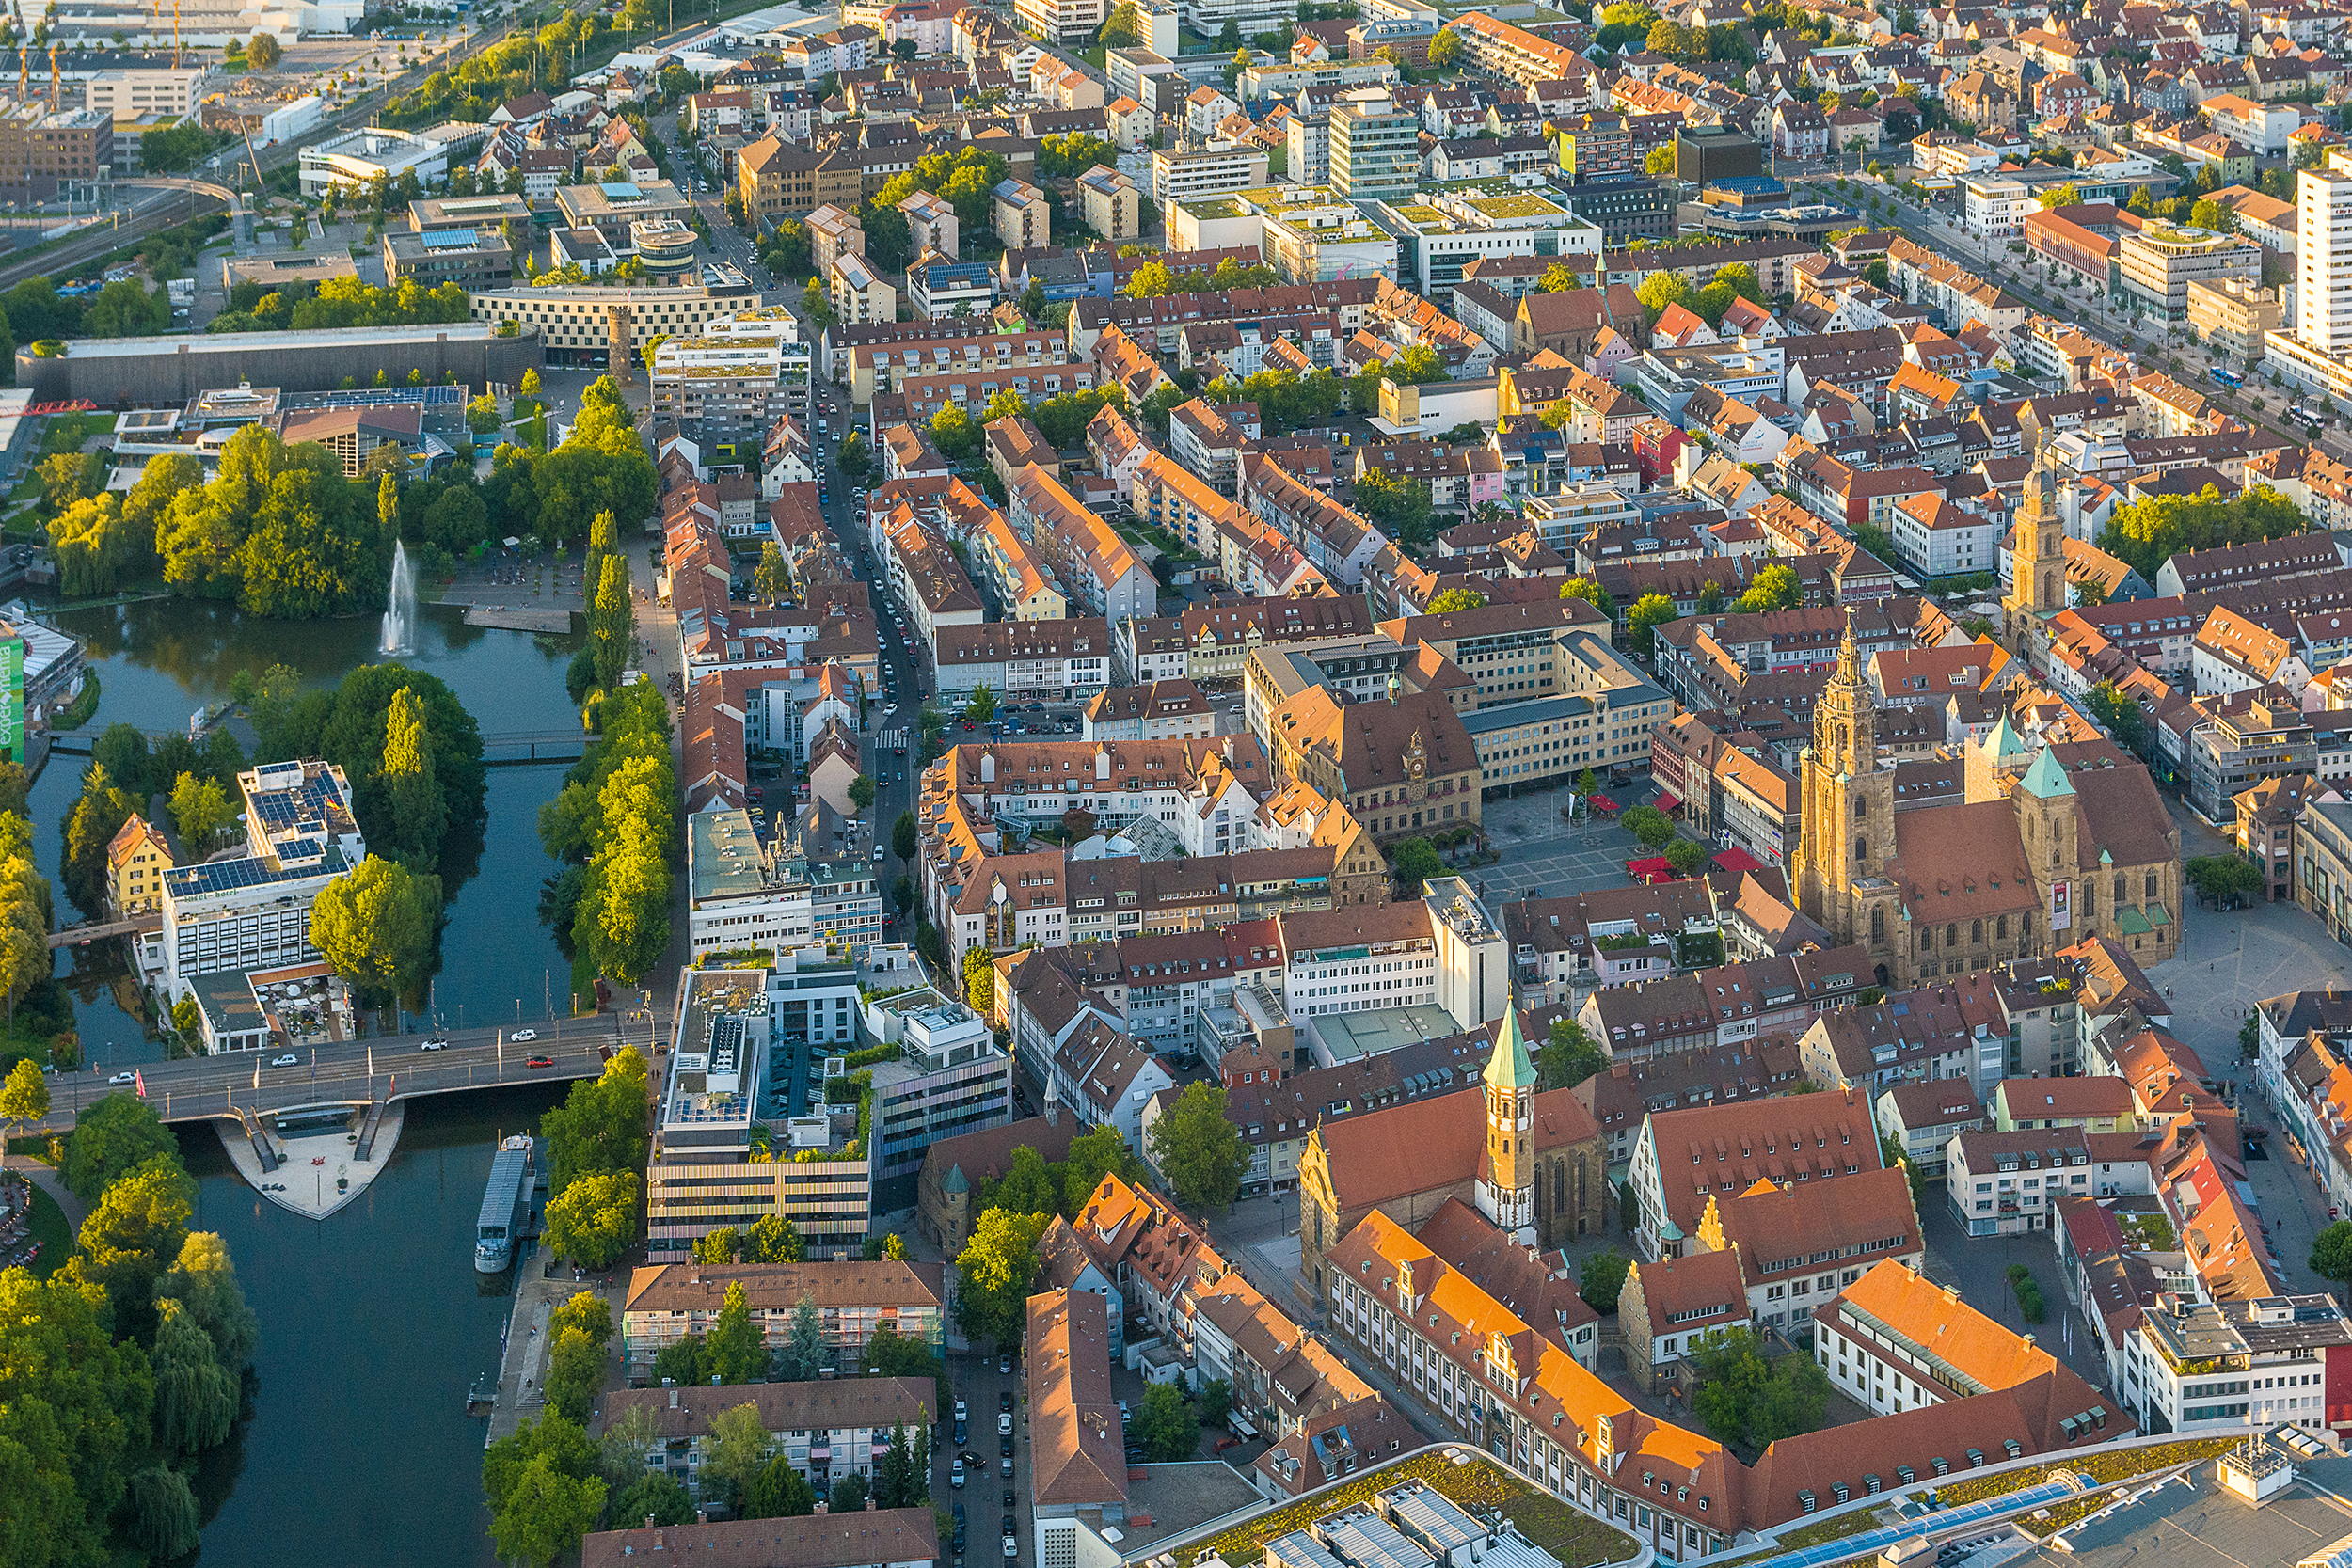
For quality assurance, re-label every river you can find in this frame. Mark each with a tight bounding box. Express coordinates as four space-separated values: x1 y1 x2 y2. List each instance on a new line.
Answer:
25 595 590 1565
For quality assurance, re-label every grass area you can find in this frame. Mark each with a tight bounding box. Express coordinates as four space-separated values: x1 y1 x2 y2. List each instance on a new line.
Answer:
53 670 99 732
1175 1449 1639 1568
19 1182 69 1279
1772 1506 1890 1551
1929 1438 2239 1512
38 413 111 456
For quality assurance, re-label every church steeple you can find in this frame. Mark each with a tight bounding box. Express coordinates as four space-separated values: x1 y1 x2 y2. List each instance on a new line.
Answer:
1810 611 1876 779
1476 1010 1536 1239
2004 452 2067 653
1793 610 1896 953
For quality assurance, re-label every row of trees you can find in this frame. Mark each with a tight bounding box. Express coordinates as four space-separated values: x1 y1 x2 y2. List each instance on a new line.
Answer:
205 276 472 336
929 386 1130 469
2097 483 2305 582
539 677 677 987
4 1091 264 1561
541 1046 653 1273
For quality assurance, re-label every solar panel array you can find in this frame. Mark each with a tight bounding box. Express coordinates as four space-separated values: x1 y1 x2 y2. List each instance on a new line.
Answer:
1734 1476 2088 1568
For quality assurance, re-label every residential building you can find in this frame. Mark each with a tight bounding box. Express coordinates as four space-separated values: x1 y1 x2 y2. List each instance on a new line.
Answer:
580 1509 940 1568
1027 1289 1127 1565
2122 1294 2352 1436
105 814 174 917
620 1258 946 1378
1944 1127 2155 1236
598 1378 938 1501
993 179 1051 249
1329 90 1418 201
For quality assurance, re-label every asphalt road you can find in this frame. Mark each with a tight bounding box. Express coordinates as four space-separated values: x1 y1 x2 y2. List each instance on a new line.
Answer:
31 1013 636 1130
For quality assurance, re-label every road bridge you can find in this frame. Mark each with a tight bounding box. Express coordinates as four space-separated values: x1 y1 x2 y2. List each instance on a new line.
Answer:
26 1015 637 1134
47 912 159 949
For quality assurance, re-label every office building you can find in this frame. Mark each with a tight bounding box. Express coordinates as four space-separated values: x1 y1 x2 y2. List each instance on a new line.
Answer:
861 989 1012 1208
1674 125 1762 184
161 759 366 1004
381 226 514 289
2118 219 2259 320
651 335 810 437
1330 90 1418 201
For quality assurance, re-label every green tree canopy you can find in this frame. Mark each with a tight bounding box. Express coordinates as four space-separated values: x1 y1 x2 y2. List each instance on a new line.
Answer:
543 1170 638 1271
1580 1246 1630 1312
1128 1381 1197 1460
60 1090 177 1202
309 854 441 1006
1147 1082 1247 1212
953 1207 1051 1348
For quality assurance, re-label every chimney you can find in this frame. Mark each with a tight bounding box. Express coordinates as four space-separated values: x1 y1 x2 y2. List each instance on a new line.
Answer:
670 1386 680 1408
646 1515 656 1529
867 1497 879 1510
697 1511 709 1526
816 1501 829 1514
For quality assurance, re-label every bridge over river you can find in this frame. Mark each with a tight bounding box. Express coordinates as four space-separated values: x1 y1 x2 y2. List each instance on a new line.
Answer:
26 1018 638 1207
46 726 589 766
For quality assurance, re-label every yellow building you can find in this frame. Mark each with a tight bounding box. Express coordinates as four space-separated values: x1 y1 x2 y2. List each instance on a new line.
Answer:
106 814 174 915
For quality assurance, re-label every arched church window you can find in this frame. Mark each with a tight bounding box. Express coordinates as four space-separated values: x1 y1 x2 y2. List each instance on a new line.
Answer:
2114 875 2126 904
1971 919 1982 944
1871 907 1885 943
1996 915 2008 940
2145 872 2159 898
1856 835 1867 862
1946 923 1958 946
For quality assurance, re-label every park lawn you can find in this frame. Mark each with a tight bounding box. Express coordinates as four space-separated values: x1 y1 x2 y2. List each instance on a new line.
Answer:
38 413 111 456
21 1182 69 1278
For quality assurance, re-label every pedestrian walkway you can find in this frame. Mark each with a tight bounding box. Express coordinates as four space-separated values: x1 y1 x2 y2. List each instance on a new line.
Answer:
0 1152 84 1231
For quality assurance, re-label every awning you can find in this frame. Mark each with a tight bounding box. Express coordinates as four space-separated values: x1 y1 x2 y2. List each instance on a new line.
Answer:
1710 847 1765 875
1588 794 1620 814
1626 856 1672 876
1653 793 1681 813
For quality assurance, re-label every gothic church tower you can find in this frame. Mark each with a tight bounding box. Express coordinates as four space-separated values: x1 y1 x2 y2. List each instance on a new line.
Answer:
1792 619 1895 951
1476 1007 1537 1240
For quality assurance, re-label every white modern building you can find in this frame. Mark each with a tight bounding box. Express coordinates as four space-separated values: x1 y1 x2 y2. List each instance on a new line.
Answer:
2265 159 2352 401
2121 1294 2352 1436
161 759 366 1003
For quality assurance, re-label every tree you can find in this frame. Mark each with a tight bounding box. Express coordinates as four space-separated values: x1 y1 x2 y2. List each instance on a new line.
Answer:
747 1212 806 1264
1130 1381 1197 1460
78 1153 196 1342
967 683 997 722
1425 24 1462 66
1539 1018 1605 1091
1197 1378 1233 1427
2185 855 2266 905
127 1466 202 1560
894 810 919 860
1063 1123 1146 1215
543 1169 638 1271
830 1472 871 1514
1664 838 1709 877
542 1324 605 1422
755 541 791 603
168 769 236 852
864 1230 909 1259
379 685 449 868
151 1296 238 1454
1738 563 1802 613
1147 1082 1247 1212
1559 577 1616 619
542 1046 651 1196
592 552 635 691
653 1334 706 1389
773 1291 826 1381
1620 804 1676 848
248 30 281 67
310 854 439 1005
1425 589 1488 612
1645 143 1677 175
705 1402 773 1501
707 1279 768 1385
1689 1326 1830 1451
61 761 138 919
60 1089 176 1200
1580 1246 1630 1313
1390 837 1444 895
735 1449 818 1518
0 1056 49 1134
1882 1133 1925 1209
1626 593 1678 656
963 945 995 1011
692 1227 740 1265
491 1455 607 1568
954 1208 1052 1347
612 1473 696 1528
876 1420 914 1507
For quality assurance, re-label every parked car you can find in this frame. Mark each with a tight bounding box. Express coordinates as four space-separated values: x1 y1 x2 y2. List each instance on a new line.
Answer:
271 1053 299 1067
953 1418 968 1444
998 1413 1013 1436
999 1354 1012 1374
998 1392 1013 1413
999 1434 1013 1458
951 1460 965 1489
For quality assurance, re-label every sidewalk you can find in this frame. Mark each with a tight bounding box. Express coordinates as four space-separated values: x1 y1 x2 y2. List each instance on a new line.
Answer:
1 1152 84 1231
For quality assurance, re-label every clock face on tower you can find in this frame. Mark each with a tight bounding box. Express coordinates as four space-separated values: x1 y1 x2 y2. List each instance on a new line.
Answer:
1406 731 1426 781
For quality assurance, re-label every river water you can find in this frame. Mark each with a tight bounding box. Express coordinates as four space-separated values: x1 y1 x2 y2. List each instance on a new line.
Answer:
26 596 590 1564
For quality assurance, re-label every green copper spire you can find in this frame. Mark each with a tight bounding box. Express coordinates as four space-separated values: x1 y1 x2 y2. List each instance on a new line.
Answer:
1486 1007 1538 1092
2018 747 2075 800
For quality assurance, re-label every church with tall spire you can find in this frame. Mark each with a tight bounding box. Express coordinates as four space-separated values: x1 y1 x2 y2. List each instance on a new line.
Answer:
2003 449 2069 657
1789 612 2184 988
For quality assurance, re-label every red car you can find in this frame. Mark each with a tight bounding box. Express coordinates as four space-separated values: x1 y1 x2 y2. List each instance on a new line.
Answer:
525 1055 555 1069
